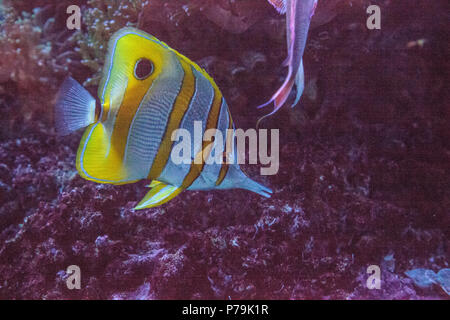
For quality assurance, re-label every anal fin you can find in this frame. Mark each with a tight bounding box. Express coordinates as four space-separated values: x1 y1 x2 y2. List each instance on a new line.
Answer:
134 182 183 210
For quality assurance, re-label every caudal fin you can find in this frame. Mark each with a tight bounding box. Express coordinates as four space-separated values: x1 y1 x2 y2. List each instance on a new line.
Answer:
257 69 294 113
55 77 96 136
292 59 305 107
256 60 305 129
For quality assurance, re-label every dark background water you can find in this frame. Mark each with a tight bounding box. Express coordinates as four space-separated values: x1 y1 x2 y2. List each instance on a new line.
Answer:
0 0 448 299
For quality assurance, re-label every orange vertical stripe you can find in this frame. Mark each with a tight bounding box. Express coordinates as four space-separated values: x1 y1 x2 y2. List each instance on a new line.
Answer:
181 88 223 189
215 109 233 186
147 60 196 180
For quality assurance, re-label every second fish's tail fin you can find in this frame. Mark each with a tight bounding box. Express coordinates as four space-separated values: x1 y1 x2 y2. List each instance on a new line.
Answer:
256 60 304 128
55 77 96 136
292 59 305 107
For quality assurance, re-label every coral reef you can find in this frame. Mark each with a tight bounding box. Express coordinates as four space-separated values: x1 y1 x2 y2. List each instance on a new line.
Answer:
76 0 149 86
0 0 88 126
0 0 448 299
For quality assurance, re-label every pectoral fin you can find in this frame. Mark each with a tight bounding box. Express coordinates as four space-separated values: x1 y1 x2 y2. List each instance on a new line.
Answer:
134 183 183 210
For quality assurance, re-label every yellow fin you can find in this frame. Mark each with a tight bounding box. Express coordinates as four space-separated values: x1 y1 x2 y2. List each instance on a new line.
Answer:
146 180 163 188
134 183 183 210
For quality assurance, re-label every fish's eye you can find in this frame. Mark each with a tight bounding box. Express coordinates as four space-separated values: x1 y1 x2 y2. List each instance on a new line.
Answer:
134 58 154 80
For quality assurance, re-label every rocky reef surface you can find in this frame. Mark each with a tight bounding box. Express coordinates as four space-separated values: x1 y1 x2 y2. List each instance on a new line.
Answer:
0 0 448 299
